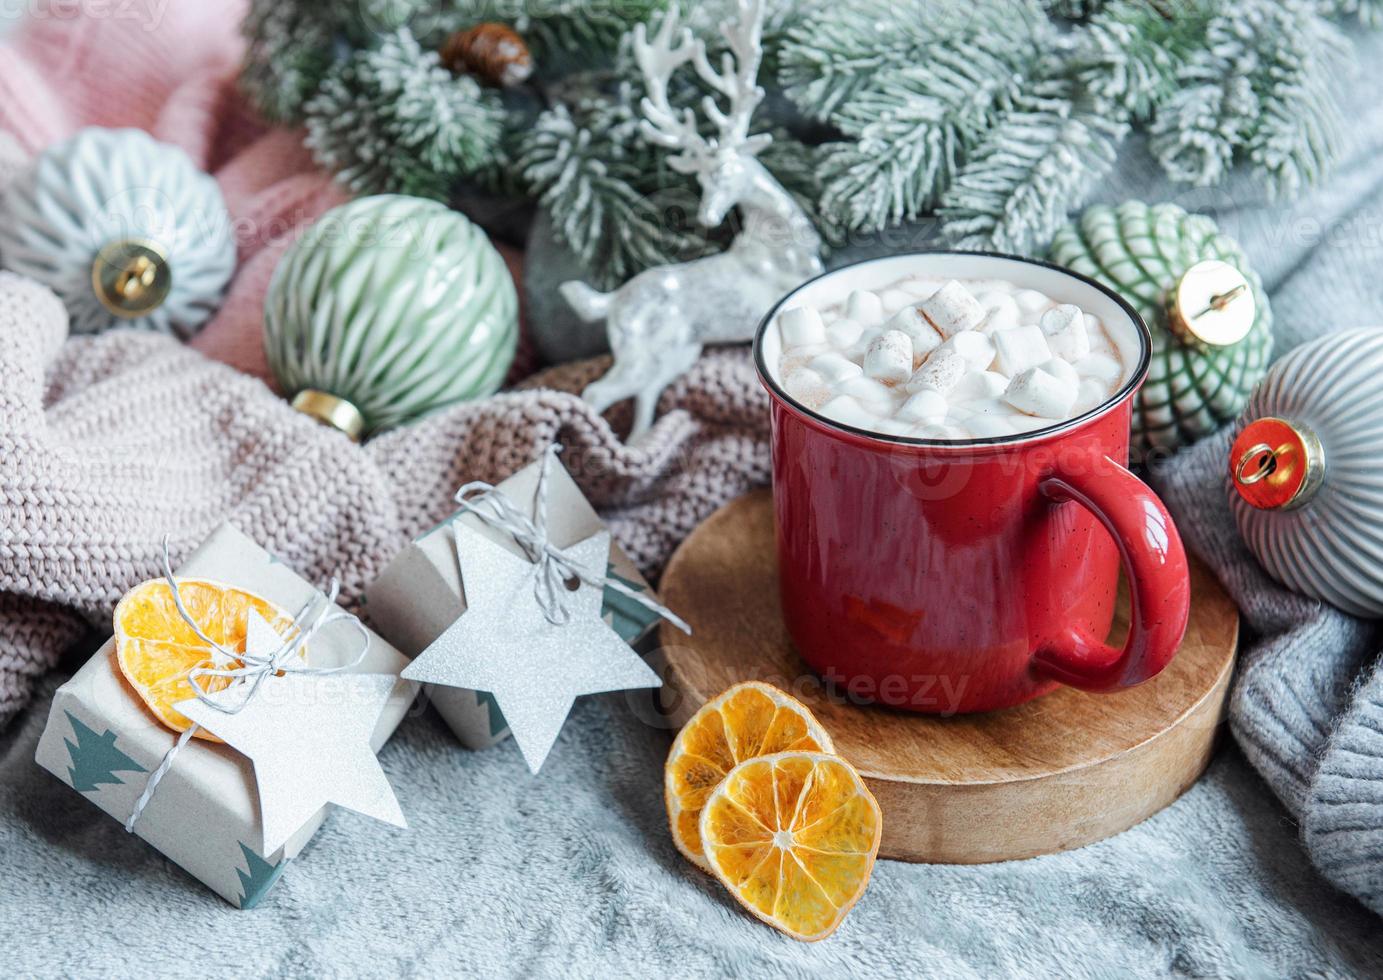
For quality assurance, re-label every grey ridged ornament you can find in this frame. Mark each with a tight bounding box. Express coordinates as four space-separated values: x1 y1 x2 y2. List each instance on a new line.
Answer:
1049 201 1273 455
0 127 235 339
1229 328 1383 618
264 194 518 438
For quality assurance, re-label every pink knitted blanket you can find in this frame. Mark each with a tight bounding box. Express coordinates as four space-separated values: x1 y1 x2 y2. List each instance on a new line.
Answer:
0 4 769 727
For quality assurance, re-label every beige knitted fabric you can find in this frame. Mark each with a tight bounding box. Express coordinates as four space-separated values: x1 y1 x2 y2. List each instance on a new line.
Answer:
0 272 770 727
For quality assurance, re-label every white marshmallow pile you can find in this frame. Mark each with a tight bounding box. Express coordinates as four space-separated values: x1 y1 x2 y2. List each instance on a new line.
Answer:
775 276 1131 440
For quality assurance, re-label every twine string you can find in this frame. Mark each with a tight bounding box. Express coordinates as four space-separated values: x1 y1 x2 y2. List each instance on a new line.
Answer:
451 446 692 635
124 539 371 835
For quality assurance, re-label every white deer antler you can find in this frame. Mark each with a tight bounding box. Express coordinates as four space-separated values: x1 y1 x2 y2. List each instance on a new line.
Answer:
633 0 769 174
633 7 710 172
696 0 767 151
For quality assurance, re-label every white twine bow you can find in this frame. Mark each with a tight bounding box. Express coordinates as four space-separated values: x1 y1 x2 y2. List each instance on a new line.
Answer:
452 446 692 635
124 539 371 835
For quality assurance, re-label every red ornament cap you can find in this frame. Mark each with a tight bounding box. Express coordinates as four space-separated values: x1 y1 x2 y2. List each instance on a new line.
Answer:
1230 417 1326 511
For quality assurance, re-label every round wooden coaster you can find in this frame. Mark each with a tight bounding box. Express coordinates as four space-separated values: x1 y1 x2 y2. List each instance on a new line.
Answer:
656 490 1238 864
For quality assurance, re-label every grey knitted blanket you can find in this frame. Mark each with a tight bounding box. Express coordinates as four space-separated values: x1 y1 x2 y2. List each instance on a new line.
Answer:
5 28 1383 980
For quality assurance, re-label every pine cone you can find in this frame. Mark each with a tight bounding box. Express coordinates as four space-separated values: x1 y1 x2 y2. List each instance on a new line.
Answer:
441 24 534 89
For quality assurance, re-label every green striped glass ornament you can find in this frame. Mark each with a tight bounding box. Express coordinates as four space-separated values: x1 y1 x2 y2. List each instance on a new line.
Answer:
265 195 518 438
1048 201 1273 455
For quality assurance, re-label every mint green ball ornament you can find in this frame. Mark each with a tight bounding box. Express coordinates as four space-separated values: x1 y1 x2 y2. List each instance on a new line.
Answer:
265 195 517 439
1048 201 1273 455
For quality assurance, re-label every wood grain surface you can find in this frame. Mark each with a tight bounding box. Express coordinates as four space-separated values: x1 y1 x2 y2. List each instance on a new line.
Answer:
657 490 1239 864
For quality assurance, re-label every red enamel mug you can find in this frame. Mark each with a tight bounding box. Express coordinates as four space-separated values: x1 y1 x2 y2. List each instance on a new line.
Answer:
754 252 1191 714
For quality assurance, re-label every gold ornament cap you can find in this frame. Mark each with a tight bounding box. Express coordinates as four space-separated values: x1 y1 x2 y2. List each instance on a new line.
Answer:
1168 259 1256 350
291 389 367 442
1231 416 1326 511
92 239 172 318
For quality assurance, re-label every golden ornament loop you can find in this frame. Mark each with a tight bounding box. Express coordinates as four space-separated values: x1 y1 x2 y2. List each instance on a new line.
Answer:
291 390 366 442
1168 259 1256 350
1234 443 1281 486
92 238 173 318
1230 417 1326 512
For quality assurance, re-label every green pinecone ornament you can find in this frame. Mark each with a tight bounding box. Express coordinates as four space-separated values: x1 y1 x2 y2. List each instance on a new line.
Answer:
1048 201 1273 455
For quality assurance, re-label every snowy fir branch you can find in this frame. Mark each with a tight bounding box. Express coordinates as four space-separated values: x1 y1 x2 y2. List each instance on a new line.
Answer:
1241 1 1351 197
304 29 506 201
244 0 1381 286
239 2 338 123
1147 0 1349 195
1068 0 1216 122
811 60 1012 237
1311 0 1383 27
517 65 824 288
939 77 1127 253
1040 0 1111 16
517 90 712 289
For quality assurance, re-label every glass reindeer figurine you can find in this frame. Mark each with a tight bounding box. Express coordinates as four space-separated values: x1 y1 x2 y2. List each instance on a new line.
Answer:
560 0 824 438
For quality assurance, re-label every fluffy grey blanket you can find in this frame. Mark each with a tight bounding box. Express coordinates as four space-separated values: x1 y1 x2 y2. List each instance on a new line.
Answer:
4 27 1383 980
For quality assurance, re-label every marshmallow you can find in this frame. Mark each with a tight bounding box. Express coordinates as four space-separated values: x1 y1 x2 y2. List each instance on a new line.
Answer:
979 292 1022 334
820 395 881 429
1038 357 1079 389
779 306 827 347
1039 305 1091 361
1076 352 1122 384
837 374 897 408
872 418 917 437
1005 367 1078 418
904 278 942 298
879 289 915 314
1014 289 1051 316
863 329 914 384
885 307 944 355
826 318 864 349
775 276 1124 442
1075 378 1108 413
952 370 1010 401
919 280 986 338
939 331 997 372
808 352 863 383
913 422 968 440
993 325 1052 377
897 386 948 423
778 347 824 377
846 290 885 325
959 397 1012 418
848 326 884 358
968 412 1021 438
783 367 830 407
907 350 968 395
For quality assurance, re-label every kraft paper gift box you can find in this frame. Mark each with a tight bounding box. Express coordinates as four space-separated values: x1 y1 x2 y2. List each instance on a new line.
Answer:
34 524 418 908
366 457 663 751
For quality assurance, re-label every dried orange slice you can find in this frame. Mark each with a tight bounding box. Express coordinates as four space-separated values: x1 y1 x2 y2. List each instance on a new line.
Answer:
666 681 834 870
700 752 882 942
114 579 301 741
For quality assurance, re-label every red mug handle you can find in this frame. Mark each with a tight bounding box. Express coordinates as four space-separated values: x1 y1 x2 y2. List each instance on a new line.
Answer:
1033 454 1191 691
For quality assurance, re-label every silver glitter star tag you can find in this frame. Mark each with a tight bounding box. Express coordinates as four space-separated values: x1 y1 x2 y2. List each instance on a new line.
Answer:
402 524 662 774
177 612 407 855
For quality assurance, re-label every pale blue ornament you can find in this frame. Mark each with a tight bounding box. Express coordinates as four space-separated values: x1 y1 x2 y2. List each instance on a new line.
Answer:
0 127 235 338
264 194 518 439
1230 328 1383 618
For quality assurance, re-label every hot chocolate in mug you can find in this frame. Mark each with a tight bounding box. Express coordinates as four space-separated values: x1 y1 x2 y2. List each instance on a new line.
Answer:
755 251 1191 714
